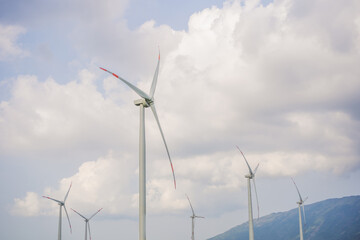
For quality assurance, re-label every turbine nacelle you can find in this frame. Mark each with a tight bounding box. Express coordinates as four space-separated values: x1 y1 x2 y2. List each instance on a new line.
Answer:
134 98 154 108
297 196 308 205
245 173 254 179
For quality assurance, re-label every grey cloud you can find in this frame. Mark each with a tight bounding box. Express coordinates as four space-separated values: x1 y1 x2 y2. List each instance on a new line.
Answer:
6 0 360 226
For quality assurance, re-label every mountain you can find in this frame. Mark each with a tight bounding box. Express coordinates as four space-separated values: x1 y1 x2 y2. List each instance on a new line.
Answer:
208 195 360 240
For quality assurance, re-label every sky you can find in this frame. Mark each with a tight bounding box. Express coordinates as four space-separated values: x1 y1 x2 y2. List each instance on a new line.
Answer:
1 0 360 239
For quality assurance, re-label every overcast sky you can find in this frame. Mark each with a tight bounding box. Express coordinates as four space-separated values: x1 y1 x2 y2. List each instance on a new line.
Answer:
1 0 360 239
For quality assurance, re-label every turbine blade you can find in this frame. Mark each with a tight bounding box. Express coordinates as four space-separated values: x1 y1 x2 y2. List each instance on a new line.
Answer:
186 194 195 216
63 205 72 233
71 208 87 220
149 51 160 98
291 177 303 202
253 163 260 175
150 103 176 189
302 204 307 225
64 182 72 202
89 208 103 220
252 177 260 219
88 222 92 240
195 216 205 218
303 196 308 203
236 146 253 175
99 67 151 100
42 196 62 205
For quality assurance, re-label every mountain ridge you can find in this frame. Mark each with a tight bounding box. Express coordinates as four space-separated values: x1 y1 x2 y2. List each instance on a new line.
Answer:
208 195 360 240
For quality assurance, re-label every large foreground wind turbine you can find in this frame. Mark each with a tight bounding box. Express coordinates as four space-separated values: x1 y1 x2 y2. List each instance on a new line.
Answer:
72 208 103 240
100 51 176 240
186 194 204 240
291 177 308 240
237 147 259 240
42 183 72 240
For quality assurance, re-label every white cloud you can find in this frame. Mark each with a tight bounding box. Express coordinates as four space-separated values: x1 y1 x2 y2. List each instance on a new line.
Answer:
12 192 41 216
7 0 360 220
11 152 134 217
0 24 28 61
11 150 244 217
57 151 138 216
158 0 360 172
0 70 138 159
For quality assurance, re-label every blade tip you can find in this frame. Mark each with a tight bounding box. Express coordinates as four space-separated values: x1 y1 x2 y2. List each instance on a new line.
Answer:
236 146 244 155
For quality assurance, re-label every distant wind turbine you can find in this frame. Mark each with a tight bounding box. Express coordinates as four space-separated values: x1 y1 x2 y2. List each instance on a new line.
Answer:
100 51 176 240
71 208 103 240
186 194 204 240
42 183 72 240
291 177 308 240
237 147 259 240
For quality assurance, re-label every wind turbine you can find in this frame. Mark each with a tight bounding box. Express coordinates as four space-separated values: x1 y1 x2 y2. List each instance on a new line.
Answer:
186 194 204 240
71 208 103 240
100 51 176 240
42 183 72 240
291 177 308 240
236 146 259 240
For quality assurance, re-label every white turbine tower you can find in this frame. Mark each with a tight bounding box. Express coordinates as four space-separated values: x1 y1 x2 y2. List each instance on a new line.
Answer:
237 147 259 240
291 177 308 240
186 194 204 240
100 51 176 240
42 183 72 240
71 208 103 240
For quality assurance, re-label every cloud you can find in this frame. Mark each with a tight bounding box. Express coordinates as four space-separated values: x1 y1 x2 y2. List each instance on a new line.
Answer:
11 151 134 217
158 0 360 172
75 19 185 85
0 24 28 61
52 151 138 216
12 192 41 216
11 150 245 217
8 0 360 219
0 70 138 159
